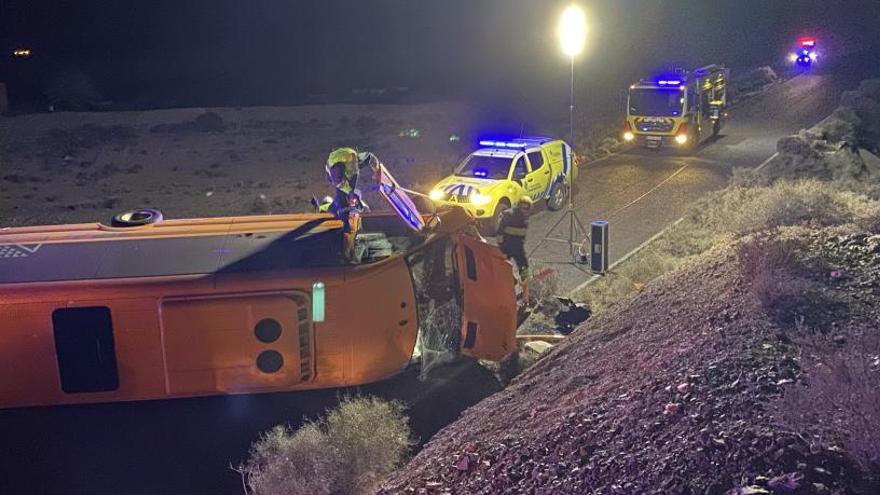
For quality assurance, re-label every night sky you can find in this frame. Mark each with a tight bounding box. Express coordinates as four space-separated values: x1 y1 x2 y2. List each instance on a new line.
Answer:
2 0 878 110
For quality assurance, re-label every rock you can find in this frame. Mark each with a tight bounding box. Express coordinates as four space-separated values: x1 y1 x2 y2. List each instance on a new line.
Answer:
676 383 690 394
663 403 681 416
523 341 554 355
455 456 470 472
767 472 802 492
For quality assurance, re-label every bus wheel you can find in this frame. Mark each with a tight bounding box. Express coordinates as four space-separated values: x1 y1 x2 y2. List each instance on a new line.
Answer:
111 208 164 227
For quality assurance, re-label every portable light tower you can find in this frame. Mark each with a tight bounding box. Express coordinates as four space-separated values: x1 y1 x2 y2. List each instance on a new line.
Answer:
546 5 589 262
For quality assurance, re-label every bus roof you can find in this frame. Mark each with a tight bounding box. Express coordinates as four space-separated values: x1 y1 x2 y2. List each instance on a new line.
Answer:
0 214 345 284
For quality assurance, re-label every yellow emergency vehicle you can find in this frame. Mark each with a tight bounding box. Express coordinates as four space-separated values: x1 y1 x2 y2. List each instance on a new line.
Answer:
623 65 729 151
429 137 576 232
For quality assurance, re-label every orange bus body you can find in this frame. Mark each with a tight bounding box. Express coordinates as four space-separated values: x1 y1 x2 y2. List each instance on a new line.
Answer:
0 209 516 409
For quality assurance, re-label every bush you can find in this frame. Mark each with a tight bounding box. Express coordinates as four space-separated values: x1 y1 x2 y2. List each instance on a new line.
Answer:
325 397 412 493
242 424 336 495
575 180 880 313
44 70 102 111
773 328 880 473
699 179 880 235
239 397 412 495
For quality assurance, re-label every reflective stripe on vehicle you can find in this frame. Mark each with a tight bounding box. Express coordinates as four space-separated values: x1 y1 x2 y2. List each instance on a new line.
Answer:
502 226 528 237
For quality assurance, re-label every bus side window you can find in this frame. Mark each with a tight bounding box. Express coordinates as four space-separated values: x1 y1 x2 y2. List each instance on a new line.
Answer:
52 306 120 393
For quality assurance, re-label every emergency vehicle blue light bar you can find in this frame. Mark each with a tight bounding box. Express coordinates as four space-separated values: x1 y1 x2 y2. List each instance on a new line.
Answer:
479 140 528 149
658 79 681 85
473 168 489 178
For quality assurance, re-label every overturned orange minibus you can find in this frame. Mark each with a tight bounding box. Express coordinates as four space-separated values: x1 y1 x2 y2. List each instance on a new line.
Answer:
0 168 517 409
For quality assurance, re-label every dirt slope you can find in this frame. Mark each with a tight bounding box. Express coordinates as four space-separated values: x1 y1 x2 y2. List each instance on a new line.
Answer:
0 103 474 227
381 230 880 494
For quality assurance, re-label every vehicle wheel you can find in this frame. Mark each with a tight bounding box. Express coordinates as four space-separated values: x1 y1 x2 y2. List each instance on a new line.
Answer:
546 181 566 211
712 119 721 136
111 208 163 227
481 199 509 236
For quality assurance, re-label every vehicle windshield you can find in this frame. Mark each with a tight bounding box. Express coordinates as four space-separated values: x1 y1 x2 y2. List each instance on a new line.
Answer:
628 88 684 117
405 238 462 377
455 155 512 180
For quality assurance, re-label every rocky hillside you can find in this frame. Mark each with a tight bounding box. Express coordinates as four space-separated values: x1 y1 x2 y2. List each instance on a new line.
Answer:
381 228 880 494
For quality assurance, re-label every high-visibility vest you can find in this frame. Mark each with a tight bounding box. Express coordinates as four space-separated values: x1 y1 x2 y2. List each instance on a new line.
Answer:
326 148 374 194
497 208 528 243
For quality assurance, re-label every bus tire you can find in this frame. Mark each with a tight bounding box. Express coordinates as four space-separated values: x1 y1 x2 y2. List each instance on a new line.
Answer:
111 208 164 227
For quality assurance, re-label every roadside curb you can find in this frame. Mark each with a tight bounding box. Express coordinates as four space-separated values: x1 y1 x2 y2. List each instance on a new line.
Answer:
565 150 779 299
567 217 684 297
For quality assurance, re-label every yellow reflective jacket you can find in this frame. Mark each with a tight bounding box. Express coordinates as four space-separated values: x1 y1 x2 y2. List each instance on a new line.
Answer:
326 148 376 194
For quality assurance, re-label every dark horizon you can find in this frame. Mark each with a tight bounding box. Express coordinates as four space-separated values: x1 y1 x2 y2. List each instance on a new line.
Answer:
2 0 879 111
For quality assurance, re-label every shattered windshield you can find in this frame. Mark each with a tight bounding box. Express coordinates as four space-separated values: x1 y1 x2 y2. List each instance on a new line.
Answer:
628 88 684 116
405 237 462 378
455 155 512 180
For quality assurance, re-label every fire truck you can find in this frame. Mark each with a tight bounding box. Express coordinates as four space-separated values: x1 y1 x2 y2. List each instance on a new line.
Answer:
623 65 729 151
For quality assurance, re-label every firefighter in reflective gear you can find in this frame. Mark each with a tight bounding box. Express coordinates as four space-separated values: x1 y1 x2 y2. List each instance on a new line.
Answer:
325 147 379 226
325 148 380 262
496 196 532 280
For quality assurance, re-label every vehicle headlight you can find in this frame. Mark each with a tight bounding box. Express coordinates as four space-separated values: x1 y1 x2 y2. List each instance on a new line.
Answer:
623 131 635 142
675 134 688 145
429 189 445 201
788 53 798 63
809 52 818 61
470 191 492 206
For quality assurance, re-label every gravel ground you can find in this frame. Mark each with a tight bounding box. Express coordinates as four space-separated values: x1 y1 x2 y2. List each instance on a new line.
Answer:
381 228 880 495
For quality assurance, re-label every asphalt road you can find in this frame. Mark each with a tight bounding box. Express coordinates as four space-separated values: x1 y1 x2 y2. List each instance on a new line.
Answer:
526 71 854 292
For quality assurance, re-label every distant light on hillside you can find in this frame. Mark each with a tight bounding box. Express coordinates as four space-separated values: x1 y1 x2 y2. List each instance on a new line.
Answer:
13 48 32 58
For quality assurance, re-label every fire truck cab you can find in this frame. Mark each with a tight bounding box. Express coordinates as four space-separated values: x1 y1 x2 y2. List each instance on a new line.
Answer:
623 65 729 151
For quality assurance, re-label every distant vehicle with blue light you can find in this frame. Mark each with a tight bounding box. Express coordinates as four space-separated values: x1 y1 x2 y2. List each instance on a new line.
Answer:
789 37 818 68
623 65 729 152
429 137 576 233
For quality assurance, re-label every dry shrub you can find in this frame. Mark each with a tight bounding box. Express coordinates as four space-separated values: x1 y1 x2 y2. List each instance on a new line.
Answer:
324 397 413 493
575 180 880 313
239 397 412 495
774 327 880 474
735 236 814 326
700 179 880 235
242 424 336 495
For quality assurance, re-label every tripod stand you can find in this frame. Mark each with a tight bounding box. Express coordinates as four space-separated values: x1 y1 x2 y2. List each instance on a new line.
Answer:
528 181 589 269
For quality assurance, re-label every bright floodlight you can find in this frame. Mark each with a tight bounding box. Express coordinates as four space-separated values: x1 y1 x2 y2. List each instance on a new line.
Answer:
559 5 586 57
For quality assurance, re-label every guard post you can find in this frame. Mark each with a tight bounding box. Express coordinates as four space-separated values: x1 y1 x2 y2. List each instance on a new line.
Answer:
590 220 608 274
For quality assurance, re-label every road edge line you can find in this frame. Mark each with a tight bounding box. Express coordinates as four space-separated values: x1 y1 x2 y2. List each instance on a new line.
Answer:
566 217 684 297
566 150 779 298
755 151 779 171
